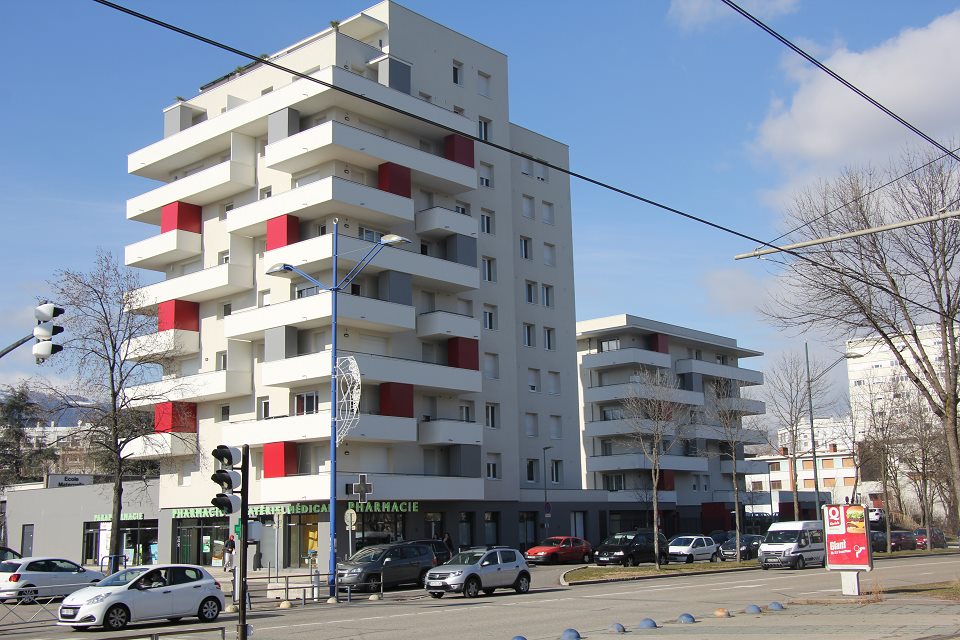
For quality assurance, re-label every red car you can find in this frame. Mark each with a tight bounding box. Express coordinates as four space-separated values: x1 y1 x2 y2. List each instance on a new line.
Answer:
914 528 947 549
524 536 592 564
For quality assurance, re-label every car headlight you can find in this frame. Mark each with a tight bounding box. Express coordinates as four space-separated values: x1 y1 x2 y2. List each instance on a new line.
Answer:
612 551 624 556
536 551 547 556
84 592 112 605
448 570 463 577
346 568 361 575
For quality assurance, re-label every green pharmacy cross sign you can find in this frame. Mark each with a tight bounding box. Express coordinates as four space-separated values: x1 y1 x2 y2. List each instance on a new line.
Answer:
352 474 374 504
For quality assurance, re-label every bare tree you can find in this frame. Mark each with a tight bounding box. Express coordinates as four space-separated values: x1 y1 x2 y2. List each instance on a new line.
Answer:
621 368 693 569
38 250 192 573
900 390 945 551
762 148 960 528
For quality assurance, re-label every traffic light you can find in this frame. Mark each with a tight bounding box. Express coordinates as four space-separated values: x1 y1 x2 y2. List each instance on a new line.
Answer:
211 445 243 515
32 303 65 363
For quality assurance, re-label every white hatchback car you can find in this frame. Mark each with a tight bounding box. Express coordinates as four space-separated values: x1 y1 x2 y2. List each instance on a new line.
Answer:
0 557 104 603
667 536 720 563
57 564 224 631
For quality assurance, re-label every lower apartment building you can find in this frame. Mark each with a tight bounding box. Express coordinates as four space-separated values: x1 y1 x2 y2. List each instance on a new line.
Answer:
577 315 767 535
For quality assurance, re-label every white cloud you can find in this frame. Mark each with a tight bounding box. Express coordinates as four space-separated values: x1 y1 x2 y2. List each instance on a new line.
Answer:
668 0 798 32
754 10 960 203
700 267 771 315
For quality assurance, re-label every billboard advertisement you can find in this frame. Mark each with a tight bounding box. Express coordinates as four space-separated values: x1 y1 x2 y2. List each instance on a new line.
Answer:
823 504 873 571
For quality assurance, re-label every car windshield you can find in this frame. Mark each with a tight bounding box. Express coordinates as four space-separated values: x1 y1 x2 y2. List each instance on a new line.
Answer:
0 562 21 573
538 538 564 547
349 547 387 563
601 533 635 546
721 539 737 549
670 537 695 546
765 530 800 544
449 551 485 565
98 568 149 587
913 529 927 535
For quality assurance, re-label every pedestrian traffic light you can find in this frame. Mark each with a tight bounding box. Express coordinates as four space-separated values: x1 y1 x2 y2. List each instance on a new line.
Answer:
211 445 243 515
32 303 65 363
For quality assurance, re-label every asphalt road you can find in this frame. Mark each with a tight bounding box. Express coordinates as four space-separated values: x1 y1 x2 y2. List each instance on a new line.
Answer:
12 555 960 640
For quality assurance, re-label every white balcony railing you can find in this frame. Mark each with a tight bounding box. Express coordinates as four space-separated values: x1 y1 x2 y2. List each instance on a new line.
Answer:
415 311 481 341
124 369 251 408
418 419 482 445
581 382 704 407
123 432 198 460
585 453 708 473
675 359 764 386
224 412 417 447
124 329 200 361
126 160 256 225
257 471 484 504
579 348 672 371
130 263 252 311
716 396 766 416
721 459 771 475
415 207 478 239
124 230 201 271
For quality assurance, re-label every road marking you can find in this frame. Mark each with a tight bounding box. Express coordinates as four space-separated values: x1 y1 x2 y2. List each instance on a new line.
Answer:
710 584 764 590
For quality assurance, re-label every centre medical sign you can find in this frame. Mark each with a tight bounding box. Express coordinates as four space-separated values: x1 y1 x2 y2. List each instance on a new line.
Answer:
824 504 873 571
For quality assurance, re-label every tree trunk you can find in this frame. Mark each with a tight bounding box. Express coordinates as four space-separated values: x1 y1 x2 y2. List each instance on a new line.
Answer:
652 465 661 570
944 401 960 528
732 456 741 562
109 470 124 574
790 452 800 520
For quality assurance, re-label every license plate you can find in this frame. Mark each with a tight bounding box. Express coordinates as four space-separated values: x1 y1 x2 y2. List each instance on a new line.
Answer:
428 581 443 587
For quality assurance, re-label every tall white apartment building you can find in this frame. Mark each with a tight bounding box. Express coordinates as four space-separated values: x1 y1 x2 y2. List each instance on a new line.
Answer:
576 315 767 535
121 2 592 567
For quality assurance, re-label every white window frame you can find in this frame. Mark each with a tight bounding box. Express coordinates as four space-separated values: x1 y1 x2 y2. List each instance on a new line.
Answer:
485 403 499 429
522 323 536 348
519 236 532 260
543 327 556 351
482 257 497 282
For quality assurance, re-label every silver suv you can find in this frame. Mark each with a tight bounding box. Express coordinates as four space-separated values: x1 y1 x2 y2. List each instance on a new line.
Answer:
424 547 531 599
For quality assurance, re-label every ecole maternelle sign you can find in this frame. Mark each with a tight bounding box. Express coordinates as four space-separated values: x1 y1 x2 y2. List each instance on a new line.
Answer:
171 501 421 519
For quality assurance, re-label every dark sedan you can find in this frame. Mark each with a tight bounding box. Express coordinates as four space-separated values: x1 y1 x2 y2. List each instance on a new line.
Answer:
914 528 947 550
718 534 763 561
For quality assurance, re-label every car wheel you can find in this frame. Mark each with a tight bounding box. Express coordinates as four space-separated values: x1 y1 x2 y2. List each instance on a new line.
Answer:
514 572 531 594
418 569 429 587
198 597 221 622
549 553 559 565
483 588 495 595
368 574 382 593
17 585 38 605
710 552 719 563
795 556 806 570
720 556 726 562
686 554 694 564
659 554 668 565
583 553 591 563
103 604 130 631
626 555 638 567
463 577 481 598
429 592 443 599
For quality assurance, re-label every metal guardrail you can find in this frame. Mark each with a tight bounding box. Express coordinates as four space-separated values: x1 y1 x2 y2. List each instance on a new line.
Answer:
100 626 226 640
0 579 108 627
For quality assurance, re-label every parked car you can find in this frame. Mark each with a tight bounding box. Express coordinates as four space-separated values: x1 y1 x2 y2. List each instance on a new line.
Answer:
0 557 104 604
594 530 668 567
424 547 530 598
868 508 886 523
719 534 764 561
0 547 21 562
57 564 223 631
524 537 592 564
709 530 736 545
870 531 888 553
891 530 919 551
337 543 436 592
759 520 825 570
401 539 452 565
913 528 947 549
667 536 719 563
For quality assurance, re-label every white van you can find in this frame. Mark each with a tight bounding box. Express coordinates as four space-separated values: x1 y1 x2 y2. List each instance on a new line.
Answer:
759 520 825 570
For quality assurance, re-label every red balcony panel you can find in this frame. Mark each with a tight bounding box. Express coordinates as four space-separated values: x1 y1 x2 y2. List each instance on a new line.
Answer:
154 401 197 433
266 214 301 251
447 337 479 371
160 202 202 234
657 469 675 491
263 442 299 478
649 333 670 354
377 162 411 198
443 134 475 168
157 300 199 332
380 382 414 418
700 501 731 531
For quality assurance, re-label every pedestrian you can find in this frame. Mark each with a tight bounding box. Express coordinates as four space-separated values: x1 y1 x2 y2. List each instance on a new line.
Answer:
441 532 454 556
223 534 236 572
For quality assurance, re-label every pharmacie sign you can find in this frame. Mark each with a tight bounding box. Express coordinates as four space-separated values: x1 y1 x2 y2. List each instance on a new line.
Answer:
172 500 420 519
93 512 145 522
824 504 873 571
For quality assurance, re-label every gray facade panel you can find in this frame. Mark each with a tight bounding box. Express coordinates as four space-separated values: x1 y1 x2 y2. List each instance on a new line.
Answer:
376 270 412 306
444 234 477 268
265 326 298 362
268 108 301 144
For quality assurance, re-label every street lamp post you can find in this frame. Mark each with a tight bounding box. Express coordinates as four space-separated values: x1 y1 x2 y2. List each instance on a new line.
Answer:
268 219 409 598
804 343 863 517
542 445 553 535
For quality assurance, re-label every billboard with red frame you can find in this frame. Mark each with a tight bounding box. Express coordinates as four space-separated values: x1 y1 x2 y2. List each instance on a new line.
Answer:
823 503 873 571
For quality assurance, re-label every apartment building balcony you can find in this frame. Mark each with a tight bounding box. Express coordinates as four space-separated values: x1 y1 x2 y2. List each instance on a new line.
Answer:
227 176 414 238
125 329 200 361
581 382 704 406
124 230 201 271
585 453 708 474
124 432 198 460
605 490 678 504
226 412 417 447
716 396 766 416
127 160 256 225
721 459 771 475
584 419 722 441
418 418 482 446
224 294 414 341
675 359 763 386
130 263 252 311
261 350 482 394
265 120 476 194
124 369 251 408
258 471 484 503
129 66 472 181
415 207 478 240
416 310 480 341
266 234 478 293
579 348 672 371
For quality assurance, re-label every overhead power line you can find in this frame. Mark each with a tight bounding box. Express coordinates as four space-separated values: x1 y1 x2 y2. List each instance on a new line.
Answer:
89 0 955 322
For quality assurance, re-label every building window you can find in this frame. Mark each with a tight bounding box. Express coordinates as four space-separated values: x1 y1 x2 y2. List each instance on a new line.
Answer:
479 163 493 188
527 368 541 392
215 351 227 371
478 117 491 141
541 284 554 307
520 155 532 175
526 459 538 483
481 257 497 282
359 226 384 243
455 201 470 216
543 327 556 351
522 323 536 347
482 304 498 330
220 302 232 318
218 405 230 422
259 186 272 199
541 201 555 225
452 61 463 85
485 403 500 429
524 413 539 437
603 474 624 491
478 71 491 97
534 162 548 182
543 243 556 266
522 195 535 219
771 480 783 490
258 290 271 307
548 415 562 439
485 453 501 480
483 353 500 380
525 281 537 304
480 210 494 234
599 338 620 352
459 404 473 422
519 236 532 259
218 251 230 265
257 397 270 420
220 202 234 221
550 460 562 484
294 391 320 415
547 371 561 395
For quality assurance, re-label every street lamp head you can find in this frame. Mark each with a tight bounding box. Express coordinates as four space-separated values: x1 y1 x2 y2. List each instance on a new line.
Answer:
266 263 295 276
380 234 411 246
542 445 554 452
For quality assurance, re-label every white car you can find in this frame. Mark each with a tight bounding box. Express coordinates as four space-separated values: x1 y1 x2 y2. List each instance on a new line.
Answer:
57 564 224 630
0 557 104 603
869 508 886 523
667 536 720 563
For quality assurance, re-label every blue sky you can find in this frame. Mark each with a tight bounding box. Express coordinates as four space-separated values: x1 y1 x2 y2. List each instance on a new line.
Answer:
2 0 959 397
